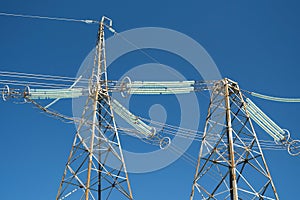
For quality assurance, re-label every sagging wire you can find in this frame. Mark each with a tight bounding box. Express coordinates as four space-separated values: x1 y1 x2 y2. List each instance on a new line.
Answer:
22 94 291 152
118 126 199 166
0 70 89 82
0 70 89 89
118 121 286 154
6 93 288 158
140 117 204 139
25 98 79 124
109 89 291 152
0 79 81 89
105 24 199 82
0 70 121 85
169 144 198 166
140 117 286 150
0 70 202 92
242 89 300 103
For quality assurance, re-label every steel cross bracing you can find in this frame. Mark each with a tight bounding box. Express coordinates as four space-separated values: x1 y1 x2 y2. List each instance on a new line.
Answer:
190 79 279 200
2 16 300 200
56 17 133 200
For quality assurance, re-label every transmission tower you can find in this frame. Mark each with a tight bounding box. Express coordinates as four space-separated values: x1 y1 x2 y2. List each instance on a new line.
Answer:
2 14 300 200
190 78 279 200
56 17 133 200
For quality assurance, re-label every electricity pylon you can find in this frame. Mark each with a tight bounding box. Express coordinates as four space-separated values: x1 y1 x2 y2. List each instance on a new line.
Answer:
56 17 133 200
5 14 300 200
190 78 279 200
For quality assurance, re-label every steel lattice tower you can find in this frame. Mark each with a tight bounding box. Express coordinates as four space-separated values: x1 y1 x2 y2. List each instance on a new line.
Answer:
56 18 133 200
3 14 300 200
190 78 279 200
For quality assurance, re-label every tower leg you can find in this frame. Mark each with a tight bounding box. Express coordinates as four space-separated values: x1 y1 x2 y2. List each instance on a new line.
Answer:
224 79 238 200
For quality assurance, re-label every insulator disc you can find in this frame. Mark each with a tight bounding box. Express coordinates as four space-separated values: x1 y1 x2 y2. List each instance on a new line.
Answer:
288 140 300 156
89 75 99 95
120 76 131 98
2 85 10 101
24 86 31 102
159 137 171 150
281 129 291 144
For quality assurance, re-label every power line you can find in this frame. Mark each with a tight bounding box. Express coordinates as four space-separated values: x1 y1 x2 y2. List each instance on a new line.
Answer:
0 12 99 24
242 88 300 103
250 91 300 103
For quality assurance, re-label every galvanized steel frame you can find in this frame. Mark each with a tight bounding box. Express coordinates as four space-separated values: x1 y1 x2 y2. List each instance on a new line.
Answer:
56 18 133 200
190 78 279 200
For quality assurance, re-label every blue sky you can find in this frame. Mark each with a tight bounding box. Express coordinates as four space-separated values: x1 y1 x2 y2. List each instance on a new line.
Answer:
0 1 300 199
